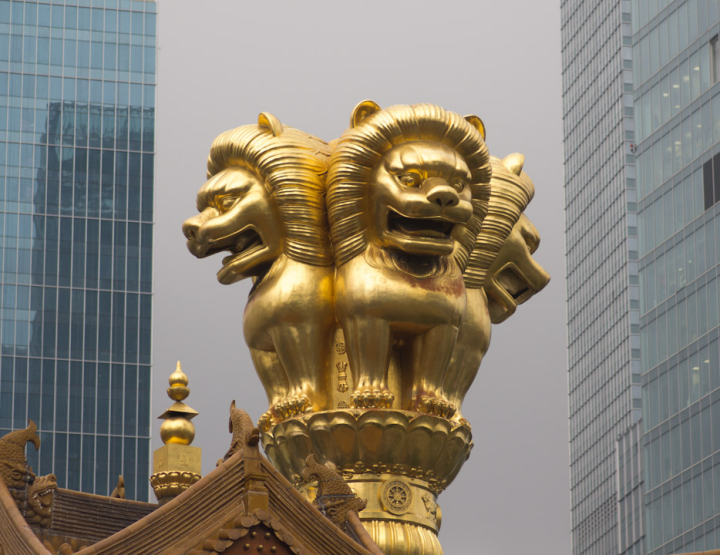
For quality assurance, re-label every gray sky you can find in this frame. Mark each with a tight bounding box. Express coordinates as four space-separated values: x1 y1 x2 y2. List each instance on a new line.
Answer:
153 1 571 552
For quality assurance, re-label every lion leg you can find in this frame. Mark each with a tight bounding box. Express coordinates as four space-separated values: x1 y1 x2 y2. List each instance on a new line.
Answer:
410 323 459 418
249 348 289 424
268 324 329 416
341 316 394 408
444 288 491 423
444 331 482 425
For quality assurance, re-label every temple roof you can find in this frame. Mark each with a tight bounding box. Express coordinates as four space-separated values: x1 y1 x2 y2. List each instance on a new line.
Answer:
0 423 382 555
0 472 49 555
51 489 157 545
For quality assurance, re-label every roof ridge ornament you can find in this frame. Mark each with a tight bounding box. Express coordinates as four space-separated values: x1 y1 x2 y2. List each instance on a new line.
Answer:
221 401 260 464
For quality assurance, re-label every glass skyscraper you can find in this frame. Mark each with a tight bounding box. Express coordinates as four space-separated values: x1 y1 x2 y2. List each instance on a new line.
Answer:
633 0 720 552
561 1 643 553
0 0 155 501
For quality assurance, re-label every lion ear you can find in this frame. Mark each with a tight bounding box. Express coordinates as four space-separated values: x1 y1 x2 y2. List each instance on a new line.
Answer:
350 100 381 128
258 112 284 136
502 153 525 176
464 114 486 141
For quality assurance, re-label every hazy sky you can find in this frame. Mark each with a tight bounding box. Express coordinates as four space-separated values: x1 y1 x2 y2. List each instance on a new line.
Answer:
153 1 571 552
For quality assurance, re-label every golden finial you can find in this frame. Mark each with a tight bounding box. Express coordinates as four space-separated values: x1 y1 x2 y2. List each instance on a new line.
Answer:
167 361 190 401
158 361 199 446
151 361 202 504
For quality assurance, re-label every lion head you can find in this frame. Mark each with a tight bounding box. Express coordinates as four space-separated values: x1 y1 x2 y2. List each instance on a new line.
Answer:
26 473 57 526
182 113 333 284
484 213 550 323
463 154 536 288
326 101 492 270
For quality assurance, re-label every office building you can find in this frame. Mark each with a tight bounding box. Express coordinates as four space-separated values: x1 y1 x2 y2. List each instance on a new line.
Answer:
632 0 720 551
0 0 156 501
561 0 643 553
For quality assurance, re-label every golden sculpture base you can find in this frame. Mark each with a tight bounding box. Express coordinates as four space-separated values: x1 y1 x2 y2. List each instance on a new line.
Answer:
261 409 471 555
361 519 443 555
150 470 201 504
151 443 202 504
302 473 443 555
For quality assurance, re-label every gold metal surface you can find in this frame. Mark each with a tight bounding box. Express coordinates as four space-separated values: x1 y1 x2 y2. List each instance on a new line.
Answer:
157 362 198 445
184 101 552 555
183 113 335 420
149 470 202 503
484 213 551 324
152 362 201 503
445 155 550 421
152 443 202 475
362 520 443 555
262 410 471 492
327 102 491 416
264 410 458 554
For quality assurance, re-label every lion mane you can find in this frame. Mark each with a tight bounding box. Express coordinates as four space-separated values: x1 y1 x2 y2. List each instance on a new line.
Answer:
463 154 535 288
326 103 492 269
205 115 333 267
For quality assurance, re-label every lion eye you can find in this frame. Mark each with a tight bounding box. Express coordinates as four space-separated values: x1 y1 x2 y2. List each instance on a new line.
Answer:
217 196 238 211
450 179 467 192
398 174 420 187
522 231 539 254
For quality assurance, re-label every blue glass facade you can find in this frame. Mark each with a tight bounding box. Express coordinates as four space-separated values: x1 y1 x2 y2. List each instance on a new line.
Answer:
561 0 641 553
633 0 720 551
0 0 155 501
617 421 646 554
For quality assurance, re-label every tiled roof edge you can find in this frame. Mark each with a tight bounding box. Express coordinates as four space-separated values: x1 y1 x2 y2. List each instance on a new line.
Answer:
0 476 52 555
71 448 243 555
55 488 158 510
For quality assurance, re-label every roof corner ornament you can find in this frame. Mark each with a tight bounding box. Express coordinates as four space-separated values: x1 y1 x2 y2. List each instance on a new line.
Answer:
110 475 125 499
302 454 367 531
0 421 57 527
221 401 260 464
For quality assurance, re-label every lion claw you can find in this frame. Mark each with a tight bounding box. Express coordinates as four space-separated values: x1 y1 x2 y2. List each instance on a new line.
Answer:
417 395 456 419
273 395 312 421
351 389 394 409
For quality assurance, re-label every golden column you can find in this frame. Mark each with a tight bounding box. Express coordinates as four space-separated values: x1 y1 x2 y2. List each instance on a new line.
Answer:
150 362 202 504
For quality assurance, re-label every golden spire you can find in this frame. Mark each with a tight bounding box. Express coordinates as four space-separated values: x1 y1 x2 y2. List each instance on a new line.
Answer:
158 361 199 445
151 361 202 504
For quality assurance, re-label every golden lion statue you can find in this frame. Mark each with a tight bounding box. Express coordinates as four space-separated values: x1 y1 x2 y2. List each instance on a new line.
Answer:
182 113 335 420
183 103 550 428
444 154 550 422
183 104 553 555
326 101 492 415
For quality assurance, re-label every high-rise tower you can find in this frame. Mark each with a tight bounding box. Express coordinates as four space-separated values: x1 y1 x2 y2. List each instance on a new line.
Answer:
0 0 156 501
632 0 720 552
561 0 643 553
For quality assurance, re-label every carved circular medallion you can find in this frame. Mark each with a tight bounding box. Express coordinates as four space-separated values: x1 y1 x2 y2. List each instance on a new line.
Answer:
380 479 412 515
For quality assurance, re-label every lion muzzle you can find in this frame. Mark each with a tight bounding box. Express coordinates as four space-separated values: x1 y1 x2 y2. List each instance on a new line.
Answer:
423 180 460 209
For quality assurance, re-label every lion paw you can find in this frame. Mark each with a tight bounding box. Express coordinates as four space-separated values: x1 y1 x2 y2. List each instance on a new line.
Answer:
275 396 311 420
351 389 394 409
417 396 456 419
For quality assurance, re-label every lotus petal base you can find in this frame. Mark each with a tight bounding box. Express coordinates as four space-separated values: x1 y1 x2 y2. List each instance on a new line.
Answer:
261 409 472 555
